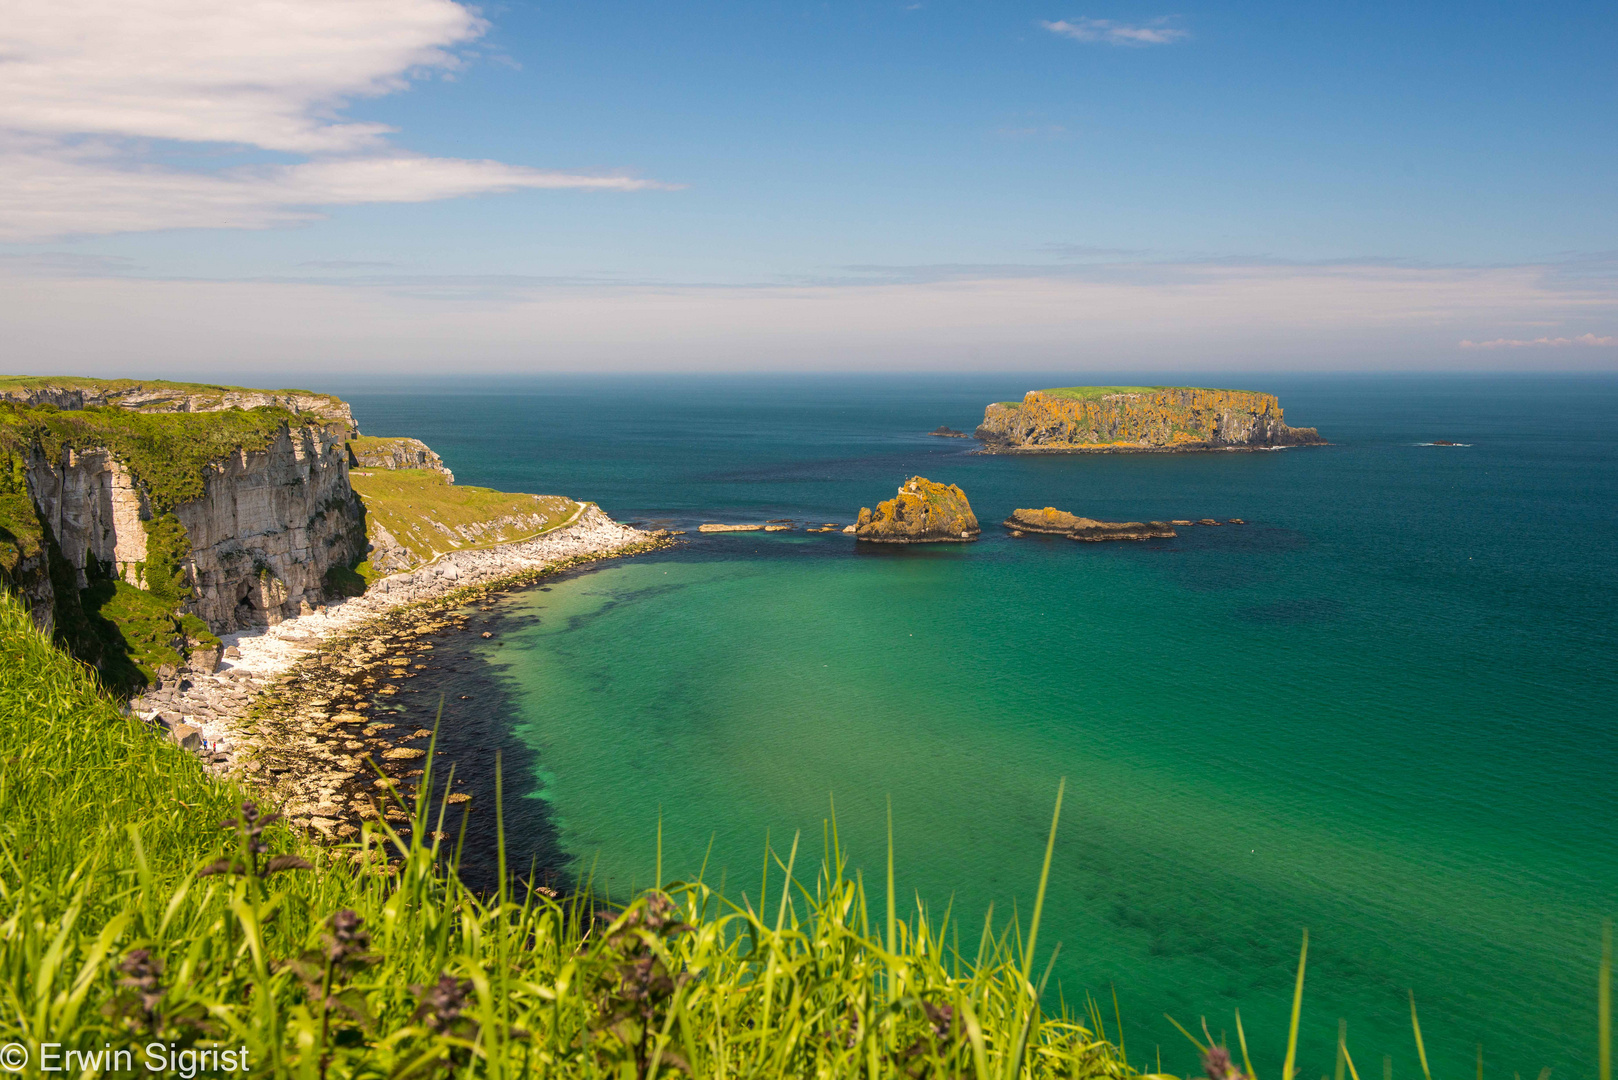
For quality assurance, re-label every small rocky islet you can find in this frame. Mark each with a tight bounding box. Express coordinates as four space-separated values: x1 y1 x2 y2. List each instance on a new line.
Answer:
1002 507 1177 541
1000 510 1245 540
853 477 981 542
835 478 1247 545
973 385 1324 453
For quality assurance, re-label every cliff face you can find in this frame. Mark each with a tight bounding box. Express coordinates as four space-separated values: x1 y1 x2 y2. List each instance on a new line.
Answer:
975 387 1323 452
23 421 365 632
0 493 54 632
176 423 366 630
25 448 152 588
348 436 454 482
854 477 980 542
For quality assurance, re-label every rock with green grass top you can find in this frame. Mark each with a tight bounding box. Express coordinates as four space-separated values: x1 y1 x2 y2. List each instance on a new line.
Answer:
976 386 1324 452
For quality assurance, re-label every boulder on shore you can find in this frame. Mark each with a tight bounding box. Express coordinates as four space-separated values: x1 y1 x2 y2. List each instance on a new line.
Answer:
1003 507 1176 542
855 477 980 543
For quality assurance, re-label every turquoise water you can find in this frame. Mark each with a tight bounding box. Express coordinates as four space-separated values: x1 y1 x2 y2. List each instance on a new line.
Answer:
339 375 1618 1080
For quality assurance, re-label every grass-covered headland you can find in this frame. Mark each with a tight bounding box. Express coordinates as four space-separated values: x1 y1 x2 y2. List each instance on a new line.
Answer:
348 468 578 578
1 584 1610 1077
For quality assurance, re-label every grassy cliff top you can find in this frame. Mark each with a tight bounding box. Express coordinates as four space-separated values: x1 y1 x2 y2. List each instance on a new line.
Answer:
0 402 308 512
0 374 339 402
995 386 1247 406
1037 385 1166 399
348 434 428 450
349 468 579 571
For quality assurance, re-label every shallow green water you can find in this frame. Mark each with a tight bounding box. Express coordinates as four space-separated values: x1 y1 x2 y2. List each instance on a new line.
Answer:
344 375 1618 1080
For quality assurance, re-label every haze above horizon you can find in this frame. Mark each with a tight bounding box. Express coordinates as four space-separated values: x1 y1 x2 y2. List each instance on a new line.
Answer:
1 0 1614 374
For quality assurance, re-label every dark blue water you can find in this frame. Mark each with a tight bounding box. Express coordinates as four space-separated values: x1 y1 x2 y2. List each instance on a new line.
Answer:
328 374 1618 1080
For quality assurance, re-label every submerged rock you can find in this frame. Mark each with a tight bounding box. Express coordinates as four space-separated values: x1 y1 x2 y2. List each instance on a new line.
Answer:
854 477 980 543
1003 507 1176 542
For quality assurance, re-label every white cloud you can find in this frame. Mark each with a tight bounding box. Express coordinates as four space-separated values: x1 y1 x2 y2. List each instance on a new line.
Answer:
1458 333 1615 348
0 139 674 241
1041 18 1188 46
0 0 484 152
0 0 672 239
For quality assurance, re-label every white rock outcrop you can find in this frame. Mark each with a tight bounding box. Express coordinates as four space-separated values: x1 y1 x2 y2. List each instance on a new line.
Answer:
178 423 366 631
348 437 454 482
26 448 152 587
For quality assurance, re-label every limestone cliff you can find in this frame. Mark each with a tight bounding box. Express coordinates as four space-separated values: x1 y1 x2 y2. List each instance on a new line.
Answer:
1003 507 1176 541
975 387 1323 452
21 420 366 631
854 477 980 543
25 448 153 589
348 435 454 482
172 424 366 630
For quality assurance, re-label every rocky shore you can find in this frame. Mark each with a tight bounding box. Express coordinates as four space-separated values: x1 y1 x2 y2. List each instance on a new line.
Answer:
130 506 671 841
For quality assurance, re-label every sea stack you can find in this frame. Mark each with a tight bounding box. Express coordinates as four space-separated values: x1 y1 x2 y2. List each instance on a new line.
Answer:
1003 507 1176 541
975 386 1324 453
854 477 980 542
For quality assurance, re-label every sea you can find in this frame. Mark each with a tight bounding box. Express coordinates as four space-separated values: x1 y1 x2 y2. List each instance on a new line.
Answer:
327 374 1618 1080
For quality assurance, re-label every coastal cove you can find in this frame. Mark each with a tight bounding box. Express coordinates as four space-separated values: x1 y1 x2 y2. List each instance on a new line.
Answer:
126 506 670 860
336 374 1618 1080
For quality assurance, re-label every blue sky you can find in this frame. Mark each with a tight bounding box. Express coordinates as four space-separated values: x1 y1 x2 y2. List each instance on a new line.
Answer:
2 1 1615 372
341 0 1617 274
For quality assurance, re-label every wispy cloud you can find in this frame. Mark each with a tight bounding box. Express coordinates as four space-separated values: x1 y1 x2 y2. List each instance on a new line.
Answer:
0 0 675 240
1459 333 1615 348
5 257 1613 373
1039 243 1146 260
300 260 401 270
1040 17 1188 46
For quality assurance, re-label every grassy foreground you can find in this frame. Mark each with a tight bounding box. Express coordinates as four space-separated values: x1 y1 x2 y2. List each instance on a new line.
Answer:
1 583 1607 1078
0 587 1142 1077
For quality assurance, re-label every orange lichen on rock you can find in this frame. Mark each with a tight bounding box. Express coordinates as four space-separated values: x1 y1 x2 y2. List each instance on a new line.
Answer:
975 387 1323 452
1003 508 1176 541
854 477 980 543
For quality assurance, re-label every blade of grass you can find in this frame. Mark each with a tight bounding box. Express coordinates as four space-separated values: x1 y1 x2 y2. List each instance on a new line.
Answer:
1282 930 1310 1080
1602 920 1612 1080
1410 992 1433 1080
1021 777 1065 993
1237 1009 1258 1080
